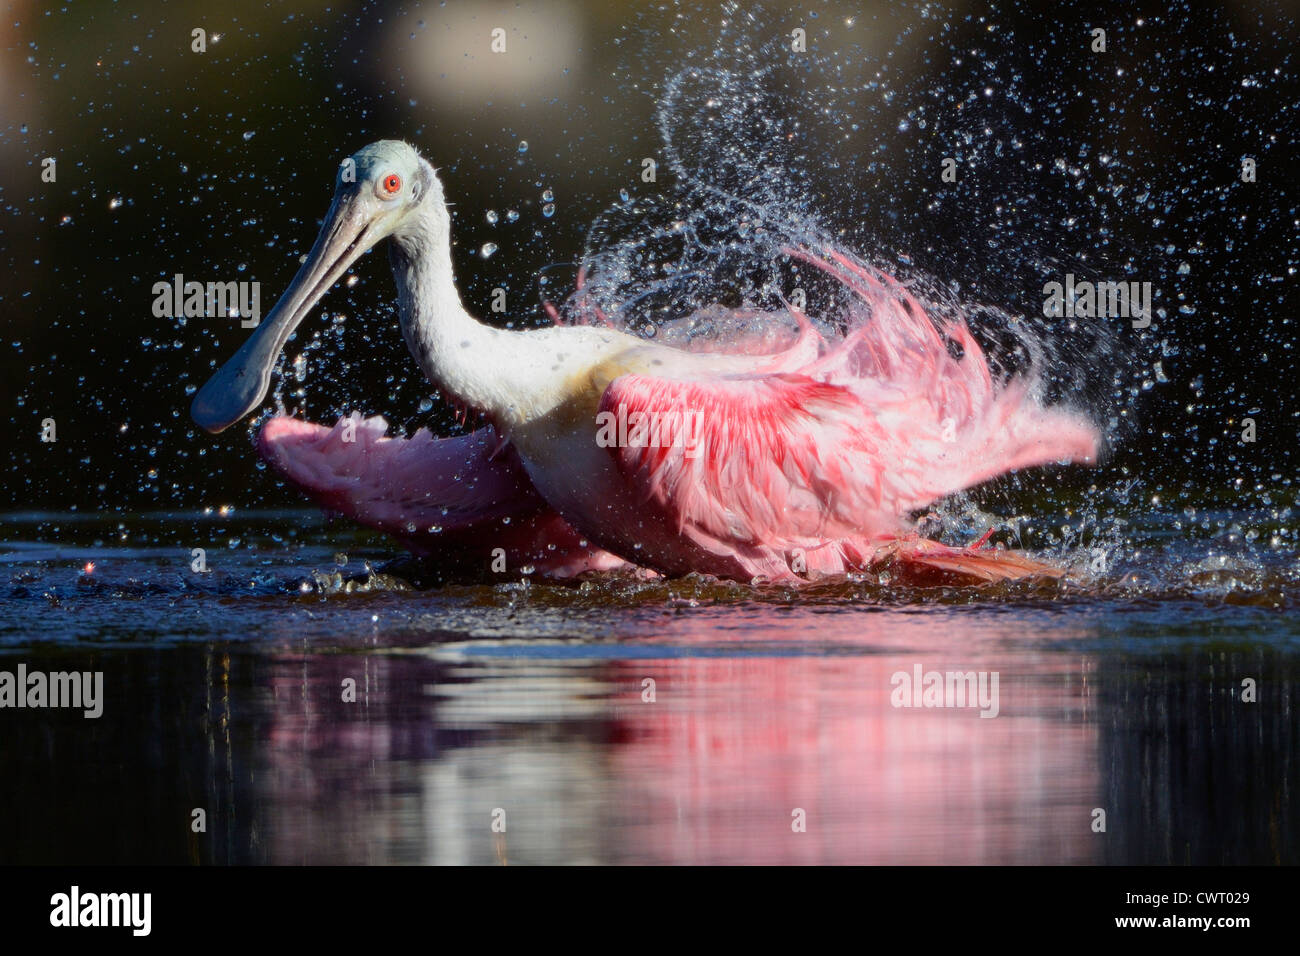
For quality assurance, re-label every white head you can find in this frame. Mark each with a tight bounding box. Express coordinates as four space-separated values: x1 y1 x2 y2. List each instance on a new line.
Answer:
191 140 447 433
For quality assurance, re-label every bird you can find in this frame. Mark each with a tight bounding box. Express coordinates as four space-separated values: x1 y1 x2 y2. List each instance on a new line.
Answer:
191 140 1100 585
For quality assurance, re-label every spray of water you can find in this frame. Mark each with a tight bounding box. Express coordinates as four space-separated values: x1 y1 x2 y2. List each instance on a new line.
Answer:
544 0 1297 595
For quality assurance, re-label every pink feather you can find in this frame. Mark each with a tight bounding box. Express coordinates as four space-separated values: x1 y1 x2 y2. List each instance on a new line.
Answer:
257 415 627 577
595 247 1100 580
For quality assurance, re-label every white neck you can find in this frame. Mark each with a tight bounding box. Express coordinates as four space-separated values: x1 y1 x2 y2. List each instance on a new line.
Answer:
388 197 631 434
388 202 527 426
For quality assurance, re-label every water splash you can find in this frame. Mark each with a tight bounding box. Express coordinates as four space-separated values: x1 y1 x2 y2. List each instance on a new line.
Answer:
547 0 1298 576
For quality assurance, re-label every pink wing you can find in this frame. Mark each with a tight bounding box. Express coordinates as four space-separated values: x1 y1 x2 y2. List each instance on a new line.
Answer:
258 414 627 576
600 371 1096 565
599 248 1100 565
258 414 544 533
601 374 901 548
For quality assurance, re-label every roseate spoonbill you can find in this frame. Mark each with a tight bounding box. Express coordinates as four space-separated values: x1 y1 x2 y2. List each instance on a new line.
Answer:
191 141 1099 584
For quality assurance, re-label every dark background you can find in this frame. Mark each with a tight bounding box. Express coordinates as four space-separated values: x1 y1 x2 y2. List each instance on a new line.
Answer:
1 0 1296 518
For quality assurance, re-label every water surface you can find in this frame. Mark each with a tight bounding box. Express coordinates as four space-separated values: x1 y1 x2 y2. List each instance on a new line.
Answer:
2 508 1296 865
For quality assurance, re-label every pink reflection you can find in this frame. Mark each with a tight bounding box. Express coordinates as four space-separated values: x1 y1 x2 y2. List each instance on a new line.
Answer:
249 609 1102 864
605 631 1100 863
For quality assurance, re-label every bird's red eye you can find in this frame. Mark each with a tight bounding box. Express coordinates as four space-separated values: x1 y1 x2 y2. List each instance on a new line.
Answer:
382 173 402 195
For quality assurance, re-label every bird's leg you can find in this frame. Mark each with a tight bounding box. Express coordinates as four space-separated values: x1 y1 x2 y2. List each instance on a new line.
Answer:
871 531 1065 585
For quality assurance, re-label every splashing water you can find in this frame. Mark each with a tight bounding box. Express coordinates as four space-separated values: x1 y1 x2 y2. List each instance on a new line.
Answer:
535 0 1299 592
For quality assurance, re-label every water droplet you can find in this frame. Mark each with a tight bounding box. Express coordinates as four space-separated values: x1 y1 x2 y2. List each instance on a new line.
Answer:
517 140 529 153
480 242 498 258
506 209 519 222
486 209 499 225
242 130 255 141
541 187 554 202
108 197 122 210
542 203 555 218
